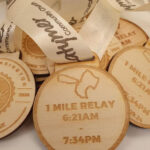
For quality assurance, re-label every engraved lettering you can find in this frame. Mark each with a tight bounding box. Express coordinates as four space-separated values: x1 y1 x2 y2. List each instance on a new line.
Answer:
130 110 142 122
127 93 150 116
115 0 136 10
32 18 80 62
6 0 16 9
63 135 101 144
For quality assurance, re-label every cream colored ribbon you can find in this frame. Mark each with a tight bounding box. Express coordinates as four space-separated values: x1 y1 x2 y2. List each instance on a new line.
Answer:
6 0 94 63
0 19 16 53
80 0 150 58
2 0 150 62
107 0 150 11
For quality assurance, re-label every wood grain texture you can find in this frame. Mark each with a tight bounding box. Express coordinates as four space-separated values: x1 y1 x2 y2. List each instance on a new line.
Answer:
109 46 150 128
33 65 129 150
100 18 148 69
21 32 49 75
0 55 35 138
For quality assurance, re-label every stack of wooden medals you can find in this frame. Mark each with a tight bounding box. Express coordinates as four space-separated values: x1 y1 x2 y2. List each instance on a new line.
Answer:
21 32 50 90
1 0 150 150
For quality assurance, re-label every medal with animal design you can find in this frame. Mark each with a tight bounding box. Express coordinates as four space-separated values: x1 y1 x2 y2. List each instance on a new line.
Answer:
0 53 35 138
109 46 150 128
33 65 129 150
100 18 148 69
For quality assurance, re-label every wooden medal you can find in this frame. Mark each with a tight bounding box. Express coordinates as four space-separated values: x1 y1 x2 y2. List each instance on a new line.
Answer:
0 55 35 138
109 46 150 128
21 32 49 75
100 18 148 69
35 74 50 83
33 65 129 150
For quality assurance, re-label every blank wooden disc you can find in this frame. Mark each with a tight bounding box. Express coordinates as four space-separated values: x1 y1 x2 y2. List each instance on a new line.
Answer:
21 32 49 75
109 46 150 128
100 18 148 69
0 56 35 138
33 65 129 150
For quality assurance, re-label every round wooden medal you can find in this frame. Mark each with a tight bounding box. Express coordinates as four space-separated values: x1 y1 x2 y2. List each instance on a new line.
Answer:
109 46 150 128
100 19 148 69
0 56 35 138
21 32 49 75
33 66 129 150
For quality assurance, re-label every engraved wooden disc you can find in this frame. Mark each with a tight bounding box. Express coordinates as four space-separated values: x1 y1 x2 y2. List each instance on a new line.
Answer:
109 46 150 128
33 65 129 150
21 32 49 75
100 19 148 69
0 56 35 138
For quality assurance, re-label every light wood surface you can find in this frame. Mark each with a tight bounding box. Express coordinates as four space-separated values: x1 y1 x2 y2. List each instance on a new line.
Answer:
100 18 148 69
33 65 129 150
0 54 35 138
21 32 49 75
109 46 150 128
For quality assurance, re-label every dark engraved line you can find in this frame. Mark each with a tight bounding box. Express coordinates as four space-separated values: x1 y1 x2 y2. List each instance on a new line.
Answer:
7 0 16 9
0 25 5 49
116 0 136 10
32 18 80 62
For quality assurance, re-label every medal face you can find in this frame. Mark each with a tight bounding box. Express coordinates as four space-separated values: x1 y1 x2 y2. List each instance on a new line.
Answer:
0 57 35 138
21 32 49 75
109 46 150 128
100 19 148 69
34 66 129 150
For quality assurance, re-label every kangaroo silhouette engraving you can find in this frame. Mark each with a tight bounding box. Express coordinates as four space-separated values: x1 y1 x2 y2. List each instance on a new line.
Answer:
0 25 5 48
57 69 99 99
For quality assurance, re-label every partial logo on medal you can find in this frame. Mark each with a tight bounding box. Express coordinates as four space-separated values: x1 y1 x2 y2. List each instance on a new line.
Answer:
0 57 35 138
57 69 99 99
22 34 45 59
0 72 15 114
6 0 16 9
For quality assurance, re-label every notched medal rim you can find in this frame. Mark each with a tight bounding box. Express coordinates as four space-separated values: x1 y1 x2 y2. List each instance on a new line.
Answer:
33 65 129 150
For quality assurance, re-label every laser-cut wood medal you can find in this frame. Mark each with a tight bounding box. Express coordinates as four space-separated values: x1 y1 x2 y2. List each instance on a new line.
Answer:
33 66 129 150
100 19 148 69
109 46 150 128
21 32 49 75
0 55 35 138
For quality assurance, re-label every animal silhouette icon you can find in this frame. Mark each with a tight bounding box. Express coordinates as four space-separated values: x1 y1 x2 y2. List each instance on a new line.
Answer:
57 69 99 99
